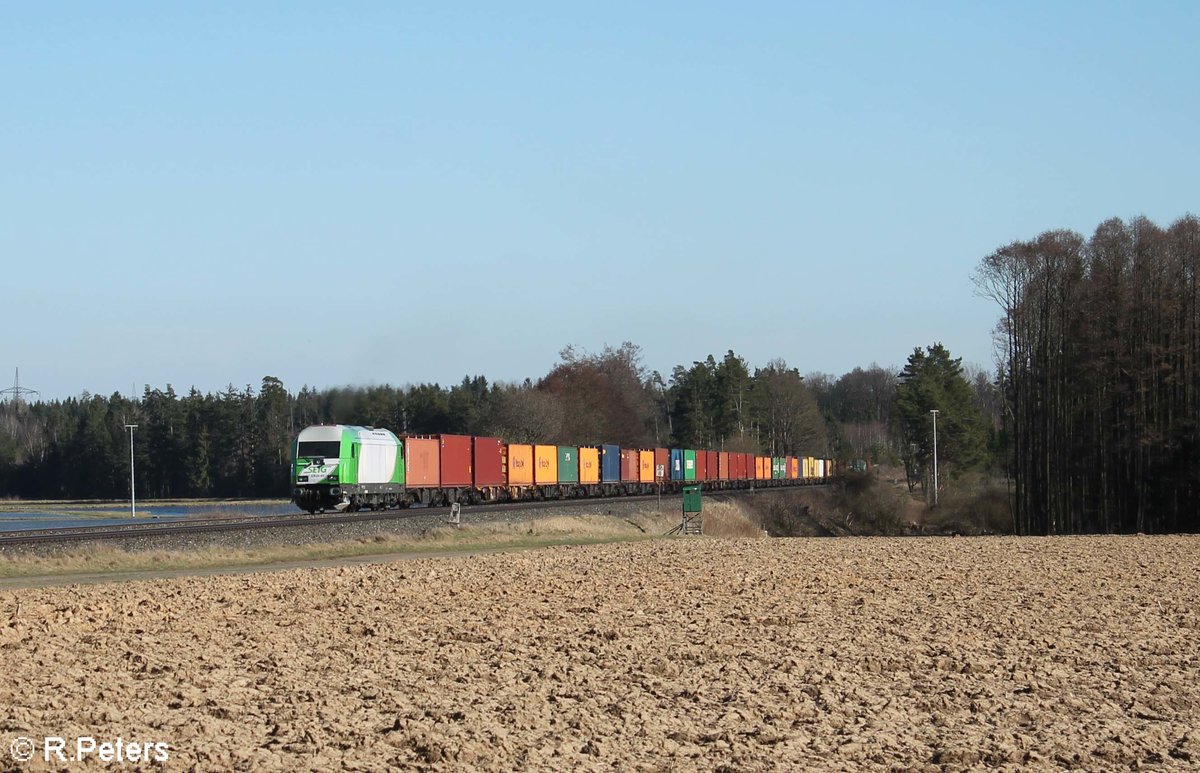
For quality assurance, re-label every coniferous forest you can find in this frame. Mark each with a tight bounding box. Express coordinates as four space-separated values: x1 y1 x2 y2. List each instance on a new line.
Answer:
0 348 839 501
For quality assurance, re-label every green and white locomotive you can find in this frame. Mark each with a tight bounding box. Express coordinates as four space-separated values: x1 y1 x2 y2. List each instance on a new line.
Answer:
292 425 404 512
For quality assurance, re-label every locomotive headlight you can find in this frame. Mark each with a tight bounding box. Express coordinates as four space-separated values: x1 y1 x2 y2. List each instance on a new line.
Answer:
298 475 309 482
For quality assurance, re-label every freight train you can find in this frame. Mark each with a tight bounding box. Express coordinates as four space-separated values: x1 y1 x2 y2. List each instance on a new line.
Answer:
291 424 835 513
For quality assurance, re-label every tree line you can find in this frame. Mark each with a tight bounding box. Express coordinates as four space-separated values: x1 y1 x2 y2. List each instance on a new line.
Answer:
10 214 1191 534
976 214 1200 534
2 345 897 500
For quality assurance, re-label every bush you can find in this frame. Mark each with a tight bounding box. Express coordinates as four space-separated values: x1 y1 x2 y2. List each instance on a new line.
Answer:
927 475 1014 535
754 492 832 537
831 473 907 536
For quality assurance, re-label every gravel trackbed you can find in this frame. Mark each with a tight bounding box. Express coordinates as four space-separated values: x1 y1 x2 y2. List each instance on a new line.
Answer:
1 535 1198 771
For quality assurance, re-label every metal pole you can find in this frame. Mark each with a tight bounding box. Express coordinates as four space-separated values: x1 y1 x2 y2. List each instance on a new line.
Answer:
929 410 939 506
125 424 138 518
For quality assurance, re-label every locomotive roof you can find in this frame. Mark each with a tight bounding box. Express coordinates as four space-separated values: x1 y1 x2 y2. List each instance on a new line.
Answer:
296 425 399 443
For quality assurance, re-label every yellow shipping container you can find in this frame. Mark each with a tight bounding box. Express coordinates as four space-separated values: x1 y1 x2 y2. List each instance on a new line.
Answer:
534 444 558 485
638 450 654 483
507 444 534 485
579 446 600 484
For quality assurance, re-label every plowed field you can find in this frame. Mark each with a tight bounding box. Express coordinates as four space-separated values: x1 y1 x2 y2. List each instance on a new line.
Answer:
2 536 1198 770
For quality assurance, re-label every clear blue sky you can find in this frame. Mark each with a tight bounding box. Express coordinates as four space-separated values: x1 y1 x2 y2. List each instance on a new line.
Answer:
3 2 1196 401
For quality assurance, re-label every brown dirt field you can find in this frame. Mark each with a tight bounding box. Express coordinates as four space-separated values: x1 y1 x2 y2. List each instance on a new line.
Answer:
2 535 1198 771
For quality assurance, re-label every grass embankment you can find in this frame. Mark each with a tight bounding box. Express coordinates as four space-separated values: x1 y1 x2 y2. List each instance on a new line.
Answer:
0 501 763 580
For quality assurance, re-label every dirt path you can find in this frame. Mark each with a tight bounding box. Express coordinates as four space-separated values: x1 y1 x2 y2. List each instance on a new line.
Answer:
2 535 1198 770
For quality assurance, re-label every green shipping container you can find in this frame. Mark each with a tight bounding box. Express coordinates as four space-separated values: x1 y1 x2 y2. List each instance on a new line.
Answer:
772 457 785 479
558 446 579 483
683 449 697 481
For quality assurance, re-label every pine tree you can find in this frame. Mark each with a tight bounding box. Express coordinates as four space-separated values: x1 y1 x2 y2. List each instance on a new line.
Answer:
895 344 989 491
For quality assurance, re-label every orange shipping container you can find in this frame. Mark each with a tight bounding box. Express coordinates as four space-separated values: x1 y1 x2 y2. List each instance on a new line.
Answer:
534 444 558 485
756 456 768 480
579 446 600 484
638 450 654 483
788 456 799 479
404 437 441 488
507 444 534 485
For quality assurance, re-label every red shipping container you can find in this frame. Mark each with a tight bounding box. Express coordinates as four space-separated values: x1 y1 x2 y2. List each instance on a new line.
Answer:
620 448 638 482
439 434 472 486
654 448 669 481
718 451 730 480
738 453 750 480
695 451 708 481
706 451 719 481
404 437 440 488
473 437 505 487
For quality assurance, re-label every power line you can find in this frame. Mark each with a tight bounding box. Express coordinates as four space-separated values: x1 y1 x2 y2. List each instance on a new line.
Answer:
0 368 39 405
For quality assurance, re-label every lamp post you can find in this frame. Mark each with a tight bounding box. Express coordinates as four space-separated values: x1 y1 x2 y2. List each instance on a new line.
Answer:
125 424 138 518
929 409 939 507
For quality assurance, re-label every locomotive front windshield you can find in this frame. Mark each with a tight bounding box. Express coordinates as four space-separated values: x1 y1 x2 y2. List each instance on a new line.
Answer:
297 441 341 460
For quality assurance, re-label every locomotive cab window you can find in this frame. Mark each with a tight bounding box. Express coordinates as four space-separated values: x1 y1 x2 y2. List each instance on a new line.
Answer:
298 441 341 460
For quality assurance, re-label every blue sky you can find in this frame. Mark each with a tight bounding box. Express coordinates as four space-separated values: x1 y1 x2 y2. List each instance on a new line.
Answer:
3 2 1196 401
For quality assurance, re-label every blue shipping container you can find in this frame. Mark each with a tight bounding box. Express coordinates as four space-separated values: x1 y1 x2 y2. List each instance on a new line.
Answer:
600 444 622 482
670 449 684 481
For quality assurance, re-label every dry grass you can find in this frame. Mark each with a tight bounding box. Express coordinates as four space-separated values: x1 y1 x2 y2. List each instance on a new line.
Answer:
0 512 680 580
0 506 761 581
697 500 765 538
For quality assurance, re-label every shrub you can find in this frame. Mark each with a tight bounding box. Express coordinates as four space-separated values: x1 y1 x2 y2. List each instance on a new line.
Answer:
831 473 907 535
927 475 1014 534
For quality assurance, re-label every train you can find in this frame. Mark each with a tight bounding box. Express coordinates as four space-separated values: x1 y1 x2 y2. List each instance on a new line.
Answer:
291 424 835 513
